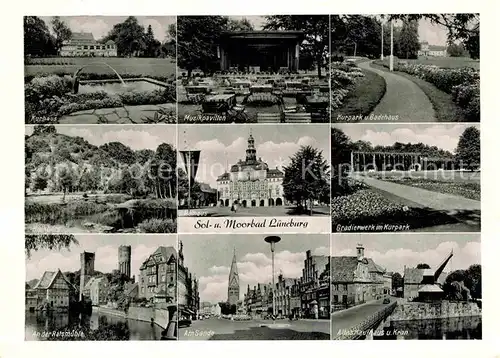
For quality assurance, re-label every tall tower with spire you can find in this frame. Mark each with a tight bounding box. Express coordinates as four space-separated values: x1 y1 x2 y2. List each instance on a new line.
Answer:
245 130 257 163
227 248 240 305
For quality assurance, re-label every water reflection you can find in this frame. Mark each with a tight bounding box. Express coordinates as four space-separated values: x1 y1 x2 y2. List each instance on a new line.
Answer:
25 311 163 341
376 316 482 340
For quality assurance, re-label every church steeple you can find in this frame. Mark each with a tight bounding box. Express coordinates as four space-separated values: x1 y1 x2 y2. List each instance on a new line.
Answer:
246 130 256 162
227 248 240 305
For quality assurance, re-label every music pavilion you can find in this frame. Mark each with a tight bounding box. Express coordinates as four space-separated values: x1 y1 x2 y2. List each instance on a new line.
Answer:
217 31 304 72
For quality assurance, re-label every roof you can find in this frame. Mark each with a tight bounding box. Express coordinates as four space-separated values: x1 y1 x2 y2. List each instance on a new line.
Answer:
34 270 73 290
199 183 216 193
70 32 96 42
84 276 107 290
124 282 138 296
404 268 424 284
367 258 386 274
428 45 447 51
222 30 304 40
418 284 444 293
330 256 359 282
140 246 177 269
105 39 116 45
217 172 230 181
268 168 284 177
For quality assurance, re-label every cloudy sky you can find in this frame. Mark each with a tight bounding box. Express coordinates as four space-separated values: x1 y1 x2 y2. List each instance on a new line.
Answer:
333 233 480 275
26 235 177 282
180 234 329 304
178 124 330 188
418 19 448 46
25 125 176 151
41 16 176 43
333 124 480 154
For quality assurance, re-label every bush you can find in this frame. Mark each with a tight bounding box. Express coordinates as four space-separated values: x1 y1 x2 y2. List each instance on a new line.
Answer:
374 60 480 121
137 218 177 233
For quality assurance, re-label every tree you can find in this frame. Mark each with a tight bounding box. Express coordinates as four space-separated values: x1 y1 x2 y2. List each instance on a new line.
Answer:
447 42 466 57
177 16 229 76
24 16 55 57
264 15 329 77
102 16 146 57
151 143 177 199
144 24 161 57
398 20 420 59
283 145 330 215
455 126 480 170
227 18 254 31
99 142 137 165
392 272 403 290
51 16 72 55
25 234 78 258
33 125 56 136
416 263 431 269
331 127 353 196
390 14 480 59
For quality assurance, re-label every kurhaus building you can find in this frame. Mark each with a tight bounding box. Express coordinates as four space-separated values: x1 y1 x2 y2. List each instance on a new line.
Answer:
217 133 284 208
60 32 117 57
217 31 303 72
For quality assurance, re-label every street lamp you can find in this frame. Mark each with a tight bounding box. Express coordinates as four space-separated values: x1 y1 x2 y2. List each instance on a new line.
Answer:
390 19 394 71
264 235 281 319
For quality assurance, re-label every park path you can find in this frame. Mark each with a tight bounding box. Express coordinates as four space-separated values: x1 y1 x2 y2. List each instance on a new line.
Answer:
353 174 480 211
358 61 436 122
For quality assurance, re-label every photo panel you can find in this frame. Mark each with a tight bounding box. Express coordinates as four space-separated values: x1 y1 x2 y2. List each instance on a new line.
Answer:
331 123 480 233
25 234 179 341
177 233 330 340
177 124 331 233
177 15 330 124
25 124 178 234
329 14 480 123
330 233 481 340
24 16 177 124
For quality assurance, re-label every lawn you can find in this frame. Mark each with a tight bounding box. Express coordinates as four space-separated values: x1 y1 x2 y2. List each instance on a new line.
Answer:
371 61 472 122
331 68 386 120
25 57 177 78
379 56 479 69
374 176 481 201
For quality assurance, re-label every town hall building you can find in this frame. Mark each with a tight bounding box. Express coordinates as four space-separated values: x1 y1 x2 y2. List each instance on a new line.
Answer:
217 132 285 208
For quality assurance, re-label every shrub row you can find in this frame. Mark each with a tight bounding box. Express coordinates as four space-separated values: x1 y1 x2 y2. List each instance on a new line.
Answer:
376 60 480 121
25 72 175 85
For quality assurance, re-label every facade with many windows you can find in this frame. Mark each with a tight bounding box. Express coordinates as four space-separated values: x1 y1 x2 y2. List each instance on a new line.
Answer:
177 241 200 320
83 276 109 306
330 245 389 312
138 246 177 304
217 133 284 208
60 32 117 57
32 269 77 311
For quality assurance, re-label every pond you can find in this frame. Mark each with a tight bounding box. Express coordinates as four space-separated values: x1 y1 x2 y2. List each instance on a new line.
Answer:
79 79 164 95
25 311 164 341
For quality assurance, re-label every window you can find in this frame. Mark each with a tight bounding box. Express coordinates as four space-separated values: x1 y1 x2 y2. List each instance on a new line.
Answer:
343 284 348 291
342 295 347 304
333 295 338 303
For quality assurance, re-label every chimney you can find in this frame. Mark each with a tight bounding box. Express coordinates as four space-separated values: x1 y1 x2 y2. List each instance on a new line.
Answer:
356 244 364 261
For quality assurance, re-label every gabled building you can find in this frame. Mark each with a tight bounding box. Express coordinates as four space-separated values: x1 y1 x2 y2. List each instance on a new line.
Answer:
300 250 330 319
83 276 109 306
60 32 117 57
178 241 200 320
330 245 386 311
138 246 177 303
32 269 77 311
418 41 447 57
217 133 285 208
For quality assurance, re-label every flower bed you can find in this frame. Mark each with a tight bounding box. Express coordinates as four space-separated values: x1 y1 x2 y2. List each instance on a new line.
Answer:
376 61 480 121
25 74 176 123
379 177 481 201
330 62 366 110
331 188 416 225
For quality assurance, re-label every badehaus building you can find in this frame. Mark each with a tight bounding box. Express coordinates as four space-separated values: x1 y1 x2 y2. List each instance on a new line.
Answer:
216 133 285 208
60 32 118 57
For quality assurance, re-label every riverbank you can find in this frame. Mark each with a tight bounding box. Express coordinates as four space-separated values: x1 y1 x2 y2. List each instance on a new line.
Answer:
94 306 172 329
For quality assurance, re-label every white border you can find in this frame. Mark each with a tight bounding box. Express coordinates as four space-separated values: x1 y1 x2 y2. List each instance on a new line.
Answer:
1 1 499 357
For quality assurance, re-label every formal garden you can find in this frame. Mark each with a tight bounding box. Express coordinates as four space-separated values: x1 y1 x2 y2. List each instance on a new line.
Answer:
331 125 481 232
24 16 177 124
25 125 177 233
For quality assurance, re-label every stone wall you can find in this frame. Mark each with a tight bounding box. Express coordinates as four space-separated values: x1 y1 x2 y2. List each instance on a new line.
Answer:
391 301 481 321
94 306 170 328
